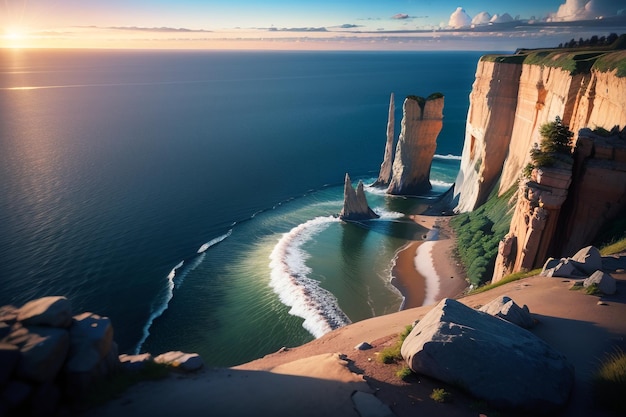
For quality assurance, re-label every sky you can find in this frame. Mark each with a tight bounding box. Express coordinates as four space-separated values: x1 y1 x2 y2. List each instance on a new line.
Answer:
1 0 625 50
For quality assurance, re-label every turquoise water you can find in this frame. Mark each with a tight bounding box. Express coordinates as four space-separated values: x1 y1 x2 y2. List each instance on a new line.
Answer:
1 49 477 366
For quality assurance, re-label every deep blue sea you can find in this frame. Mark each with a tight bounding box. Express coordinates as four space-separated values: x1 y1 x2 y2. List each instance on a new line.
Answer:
0 49 483 366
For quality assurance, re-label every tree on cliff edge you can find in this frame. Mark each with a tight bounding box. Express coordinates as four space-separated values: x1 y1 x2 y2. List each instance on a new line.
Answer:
539 116 573 154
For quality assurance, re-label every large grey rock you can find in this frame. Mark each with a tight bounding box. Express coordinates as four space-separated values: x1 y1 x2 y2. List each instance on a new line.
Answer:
17 296 72 328
0 305 18 324
479 296 535 329
7 326 70 383
401 298 574 412
571 246 603 275
541 258 587 278
584 270 617 295
155 351 204 372
339 173 379 221
65 312 114 373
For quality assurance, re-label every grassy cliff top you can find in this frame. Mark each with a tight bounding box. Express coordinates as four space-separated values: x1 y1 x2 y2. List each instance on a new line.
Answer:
481 34 626 77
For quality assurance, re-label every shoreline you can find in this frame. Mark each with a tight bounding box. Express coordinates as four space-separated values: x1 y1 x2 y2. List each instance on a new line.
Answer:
391 215 467 309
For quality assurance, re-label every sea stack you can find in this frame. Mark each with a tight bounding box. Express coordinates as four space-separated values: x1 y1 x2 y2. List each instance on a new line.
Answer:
372 92 395 187
339 173 379 221
387 94 443 195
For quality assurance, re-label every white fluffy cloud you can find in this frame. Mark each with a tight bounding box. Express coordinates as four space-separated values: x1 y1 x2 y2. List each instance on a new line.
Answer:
548 0 621 21
448 7 472 28
471 11 492 26
490 13 514 24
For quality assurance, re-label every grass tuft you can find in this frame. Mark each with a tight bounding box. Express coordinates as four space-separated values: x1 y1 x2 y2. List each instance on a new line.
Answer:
430 388 453 403
592 349 626 412
377 324 413 364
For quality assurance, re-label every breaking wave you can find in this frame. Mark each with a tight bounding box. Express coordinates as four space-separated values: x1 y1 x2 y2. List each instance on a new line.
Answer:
434 154 462 160
268 215 351 338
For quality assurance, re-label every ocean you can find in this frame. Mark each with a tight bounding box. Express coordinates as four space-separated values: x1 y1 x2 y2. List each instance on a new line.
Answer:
0 49 483 366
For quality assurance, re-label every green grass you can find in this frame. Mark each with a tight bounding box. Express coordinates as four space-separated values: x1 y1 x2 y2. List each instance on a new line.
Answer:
450 185 517 287
430 388 453 403
85 361 171 407
600 238 626 256
469 268 542 295
592 349 626 412
377 324 413 364
593 50 626 77
396 366 413 381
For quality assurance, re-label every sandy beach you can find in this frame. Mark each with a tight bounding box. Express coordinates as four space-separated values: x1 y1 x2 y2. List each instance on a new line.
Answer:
391 215 467 309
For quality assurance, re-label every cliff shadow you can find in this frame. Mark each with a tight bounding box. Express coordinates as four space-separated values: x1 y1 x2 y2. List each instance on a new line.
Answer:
342 218 430 241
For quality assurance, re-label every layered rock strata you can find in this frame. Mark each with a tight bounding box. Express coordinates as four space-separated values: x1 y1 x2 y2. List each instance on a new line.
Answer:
454 51 626 213
453 59 522 212
339 173 379 221
387 94 443 195
372 92 395 187
492 128 626 282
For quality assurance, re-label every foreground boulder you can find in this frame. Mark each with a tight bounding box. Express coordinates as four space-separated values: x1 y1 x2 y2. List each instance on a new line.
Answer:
401 298 574 413
584 270 617 295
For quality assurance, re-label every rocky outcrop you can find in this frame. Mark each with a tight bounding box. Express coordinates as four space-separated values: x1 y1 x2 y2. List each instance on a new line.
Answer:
455 51 626 213
492 128 626 282
339 173 379 221
401 298 574 413
372 93 395 187
0 296 204 416
387 94 443 195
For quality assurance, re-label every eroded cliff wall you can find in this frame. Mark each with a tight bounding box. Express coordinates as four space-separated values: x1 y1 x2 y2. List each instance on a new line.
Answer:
455 51 626 213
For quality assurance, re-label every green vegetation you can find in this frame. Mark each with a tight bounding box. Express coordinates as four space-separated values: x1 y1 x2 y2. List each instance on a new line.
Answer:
430 388 453 403
450 186 517 287
469 268 542 295
594 216 626 255
395 366 413 381
523 116 574 178
406 92 444 111
592 349 626 413
584 283 602 296
481 34 626 77
86 361 171 407
377 324 413 364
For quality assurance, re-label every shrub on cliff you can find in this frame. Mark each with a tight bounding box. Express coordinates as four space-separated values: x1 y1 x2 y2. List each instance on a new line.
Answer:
523 116 573 178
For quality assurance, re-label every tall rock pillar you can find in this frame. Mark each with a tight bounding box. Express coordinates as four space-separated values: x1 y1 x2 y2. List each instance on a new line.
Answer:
373 93 395 187
387 94 443 195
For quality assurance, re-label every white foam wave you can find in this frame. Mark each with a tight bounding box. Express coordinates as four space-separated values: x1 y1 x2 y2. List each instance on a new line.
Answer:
268 216 351 338
136 241 214 354
197 229 232 253
434 154 462 160
373 207 405 220
414 241 441 306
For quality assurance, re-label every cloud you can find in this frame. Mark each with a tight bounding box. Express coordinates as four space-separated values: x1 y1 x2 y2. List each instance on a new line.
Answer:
548 0 622 22
448 7 472 28
106 26 212 33
490 13 514 24
392 13 409 20
471 12 492 26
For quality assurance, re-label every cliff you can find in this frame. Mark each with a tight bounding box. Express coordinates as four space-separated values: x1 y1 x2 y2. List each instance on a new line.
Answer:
454 50 626 212
387 94 443 195
451 46 626 283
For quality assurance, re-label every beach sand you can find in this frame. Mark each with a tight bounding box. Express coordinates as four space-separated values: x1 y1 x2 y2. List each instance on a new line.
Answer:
392 215 467 309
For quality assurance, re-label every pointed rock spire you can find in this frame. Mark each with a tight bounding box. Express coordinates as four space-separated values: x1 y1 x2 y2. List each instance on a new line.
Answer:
339 173 379 221
373 92 395 187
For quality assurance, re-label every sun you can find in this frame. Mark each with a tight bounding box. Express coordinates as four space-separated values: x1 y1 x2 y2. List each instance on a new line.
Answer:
2 26 27 47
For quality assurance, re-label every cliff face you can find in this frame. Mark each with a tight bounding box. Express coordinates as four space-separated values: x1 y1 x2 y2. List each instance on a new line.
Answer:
387 95 443 195
453 60 522 212
453 50 626 283
455 54 626 212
